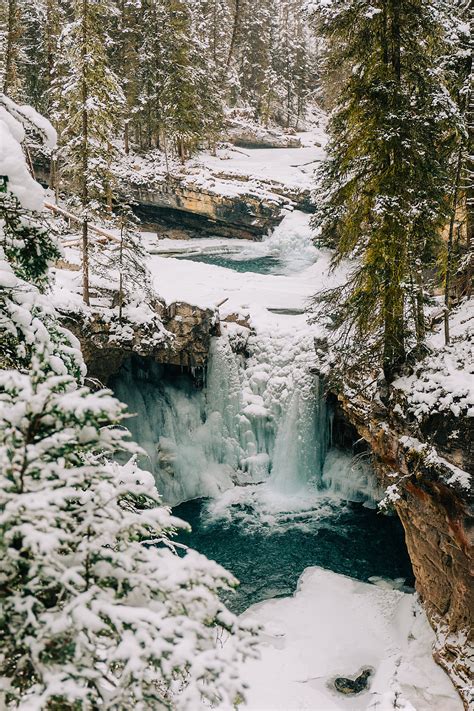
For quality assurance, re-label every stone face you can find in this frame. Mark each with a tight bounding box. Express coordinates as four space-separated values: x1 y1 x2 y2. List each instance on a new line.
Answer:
62 300 219 384
336 390 473 708
225 128 302 149
133 179 289 240
334 668 373 695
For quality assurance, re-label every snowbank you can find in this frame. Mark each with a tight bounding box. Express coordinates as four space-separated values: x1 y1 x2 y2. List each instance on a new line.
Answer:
0 103 46 212
393 299 474 419
234 567 462 711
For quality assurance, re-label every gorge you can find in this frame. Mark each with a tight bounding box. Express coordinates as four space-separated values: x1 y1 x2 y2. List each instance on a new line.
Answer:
61 211 471 709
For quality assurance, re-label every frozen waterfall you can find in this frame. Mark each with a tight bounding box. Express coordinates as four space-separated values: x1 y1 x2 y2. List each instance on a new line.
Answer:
112 320 384 508
112 326 333 505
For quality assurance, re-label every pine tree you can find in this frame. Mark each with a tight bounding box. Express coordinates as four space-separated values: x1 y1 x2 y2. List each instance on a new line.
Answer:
94 201 152 322
441 0 472 342
111 0 142 154
158 0 224 159
237 0 273 120
0 93 84 373
0 363 257 709
51 0 125 305
0 0 25 99
310 0 458 382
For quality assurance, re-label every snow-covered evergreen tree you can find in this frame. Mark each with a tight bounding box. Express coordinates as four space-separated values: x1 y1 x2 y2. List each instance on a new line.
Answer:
0 96 258 710
0 365 256 709
51 0 125 304
0 0 26 99
94 202 152 322
310 0 459 382
139 0 223 159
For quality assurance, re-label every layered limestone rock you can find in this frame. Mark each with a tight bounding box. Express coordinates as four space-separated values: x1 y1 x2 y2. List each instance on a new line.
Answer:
60 299 219 384
224 125 302 149
334 391 473 708
132 178 291 240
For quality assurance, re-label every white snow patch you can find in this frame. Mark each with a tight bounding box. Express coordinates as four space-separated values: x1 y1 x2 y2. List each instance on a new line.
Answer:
233 567 462 711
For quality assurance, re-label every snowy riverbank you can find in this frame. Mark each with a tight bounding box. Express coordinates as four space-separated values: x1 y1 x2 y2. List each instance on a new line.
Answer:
234 567 463 711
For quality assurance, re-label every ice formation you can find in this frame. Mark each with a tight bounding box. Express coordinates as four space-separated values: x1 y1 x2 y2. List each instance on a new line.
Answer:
114 321 381 507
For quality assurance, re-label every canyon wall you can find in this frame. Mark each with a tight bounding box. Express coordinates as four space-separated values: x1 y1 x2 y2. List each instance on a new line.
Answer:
335 392 473 708
61 300 219 384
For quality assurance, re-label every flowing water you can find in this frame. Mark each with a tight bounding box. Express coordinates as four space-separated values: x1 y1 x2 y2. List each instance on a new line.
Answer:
175 253 284 274
173 494 415 613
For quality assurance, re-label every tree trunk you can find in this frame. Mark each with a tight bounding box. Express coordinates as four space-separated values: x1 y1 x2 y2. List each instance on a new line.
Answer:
444 146 463 344
118 220 124 322
226 0 241 69
382 0 404 381
81 0 90 306
383 253 405 382
4 0 20 96
465 77 473 299
124 122 129 155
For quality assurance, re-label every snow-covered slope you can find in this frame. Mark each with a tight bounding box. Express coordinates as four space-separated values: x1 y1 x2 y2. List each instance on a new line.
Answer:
393 299 474 420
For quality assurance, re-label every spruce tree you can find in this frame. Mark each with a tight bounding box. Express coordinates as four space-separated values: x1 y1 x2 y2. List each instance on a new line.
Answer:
158 0 223 159
0 0 25 99
311 0 458 382
0 363 257 709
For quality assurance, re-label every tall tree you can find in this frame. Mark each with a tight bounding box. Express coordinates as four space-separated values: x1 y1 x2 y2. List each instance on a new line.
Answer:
51 0 125 304
310 0 457 382
441 0 472 331
1 0 25 99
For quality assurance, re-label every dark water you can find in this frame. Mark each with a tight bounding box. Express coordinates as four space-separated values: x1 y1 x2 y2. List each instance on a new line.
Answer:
173 497 415 613
176 253 283 274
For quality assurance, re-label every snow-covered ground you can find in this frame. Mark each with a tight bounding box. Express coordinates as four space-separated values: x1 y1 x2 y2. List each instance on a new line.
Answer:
116 123 326 205
393 299 474 420
234 567 462 711
146 211 341 333
194 129 325 193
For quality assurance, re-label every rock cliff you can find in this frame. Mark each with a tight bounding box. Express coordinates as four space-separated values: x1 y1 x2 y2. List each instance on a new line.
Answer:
334 389 473 708
132 178 294 240
59 299 219 384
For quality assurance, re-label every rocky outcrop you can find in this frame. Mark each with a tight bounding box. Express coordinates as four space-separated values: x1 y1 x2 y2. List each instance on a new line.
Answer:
60 299 219 384
334 390 473 708
224 126 302 149
132 178 291 240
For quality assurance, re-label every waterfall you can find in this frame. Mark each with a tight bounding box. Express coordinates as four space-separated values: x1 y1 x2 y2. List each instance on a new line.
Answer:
112 359 236 505
321 449 384 508
270 373 328 493
112 328 379 506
